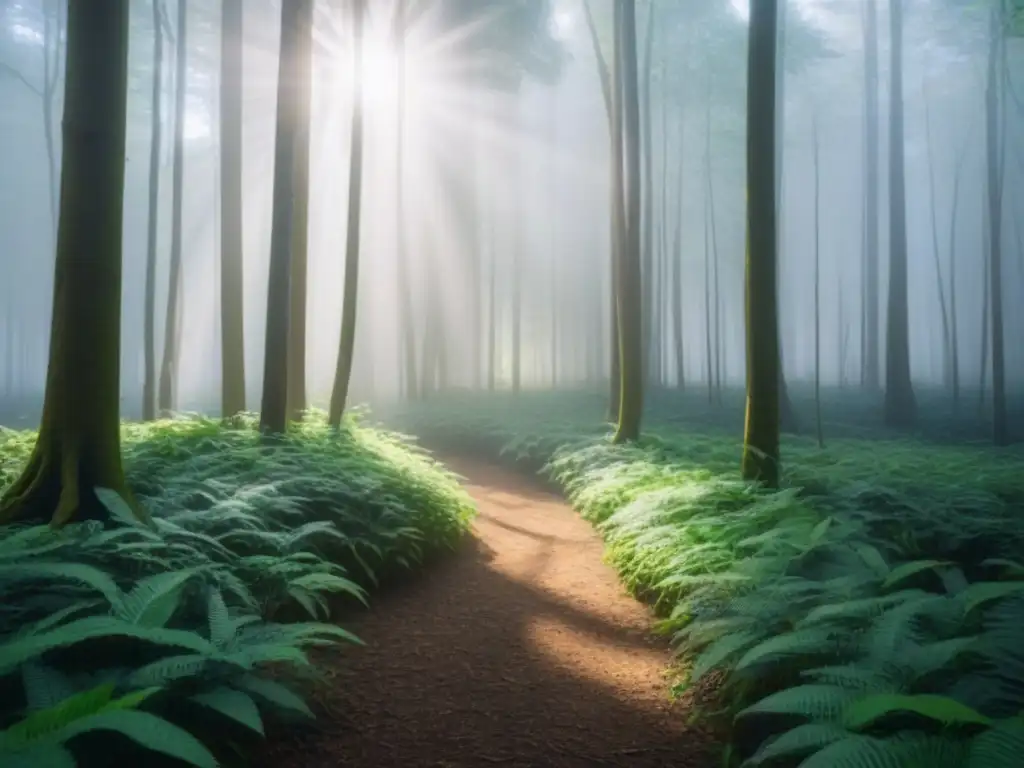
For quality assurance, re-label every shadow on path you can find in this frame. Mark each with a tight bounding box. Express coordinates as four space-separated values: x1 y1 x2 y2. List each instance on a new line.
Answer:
262 456 719 768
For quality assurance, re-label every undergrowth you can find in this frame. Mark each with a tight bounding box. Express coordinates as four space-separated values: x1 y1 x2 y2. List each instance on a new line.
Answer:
390 391 1024 768
0 412 474 767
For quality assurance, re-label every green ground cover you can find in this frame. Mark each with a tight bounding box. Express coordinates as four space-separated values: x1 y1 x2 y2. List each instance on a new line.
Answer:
0 413 474 767
390 389 1024 768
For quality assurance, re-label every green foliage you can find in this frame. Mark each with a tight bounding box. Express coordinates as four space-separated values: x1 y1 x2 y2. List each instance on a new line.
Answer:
390 390 1024 767
0 412 474 766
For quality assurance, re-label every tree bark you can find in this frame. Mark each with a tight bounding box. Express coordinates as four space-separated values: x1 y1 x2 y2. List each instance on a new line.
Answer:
219 0 246 417
143 0 165 422
612 0 644 444
259 0 309 433
921 79 952 389
328 0 366 426
287 0 314 421
158 0 188 415
0 1 144 526
393 0 418 400
812 110 824 448
984 4 1006 444
639 4 655 386
741 0 781 488
882 0 917 427
862 0 881 390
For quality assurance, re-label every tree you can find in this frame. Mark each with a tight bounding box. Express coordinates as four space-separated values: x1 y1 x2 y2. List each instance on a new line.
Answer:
260 0 311 434
775 0 799 433
158 0 188 415
219 0 246 417
328 0 366 426
862 0 881 391
883 0 917 428
921 78 952 392
582 0 622 421
741 0 781 488
392 0 418 401
985 1 1007 444
612 0 644 444
0 1 143 526
287 0 314 422
812 108 824 449
142 0 167 422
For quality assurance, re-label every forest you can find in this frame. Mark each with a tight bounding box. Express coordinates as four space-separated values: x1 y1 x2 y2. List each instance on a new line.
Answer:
0 0 1023 766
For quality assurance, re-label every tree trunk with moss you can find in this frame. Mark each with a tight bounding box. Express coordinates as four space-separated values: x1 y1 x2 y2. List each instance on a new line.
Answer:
158 0 188 415
287 0 314 422
882 0 917 428
0 2 144 527
220 0 246 418
259 0 309 434
741 0 781 488
613 0 643 444
328 0 366 427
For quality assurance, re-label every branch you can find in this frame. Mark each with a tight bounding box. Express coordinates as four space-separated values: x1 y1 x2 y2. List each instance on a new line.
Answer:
0 60 42 98
581 0 612 127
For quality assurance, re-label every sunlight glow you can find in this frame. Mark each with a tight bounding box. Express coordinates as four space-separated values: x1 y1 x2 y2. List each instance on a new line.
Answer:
346 17 432 120
550 8 575 41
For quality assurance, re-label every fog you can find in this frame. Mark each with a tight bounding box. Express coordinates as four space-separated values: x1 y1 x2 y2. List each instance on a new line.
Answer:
0 0 1021 426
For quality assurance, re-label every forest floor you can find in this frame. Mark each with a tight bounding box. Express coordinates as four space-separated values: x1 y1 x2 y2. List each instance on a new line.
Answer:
261 455 720 768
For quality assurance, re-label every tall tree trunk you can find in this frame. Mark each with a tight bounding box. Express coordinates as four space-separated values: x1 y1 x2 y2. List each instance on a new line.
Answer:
158 0 188 415
487 208 497 391
0 2 144 526
640 4 655 386
741 0 781 488
511 94 523 396
328 0 366 426
703 180 713 402
883 0 917 427
42 0 61 237
287 0 314 421
948 133 969 408
707 153 722 403
143 0 165 422
259 0 309 433
549 95 559 388
672 118 685 389
775 0 798 434
812 110 824 448
979 217 990 411
862 0 881 391
653 75 670 388
612 0 644 444
219 0 246 417
393 0 417 400
985 4 1007 444
922 79 952 389
582 0 621 420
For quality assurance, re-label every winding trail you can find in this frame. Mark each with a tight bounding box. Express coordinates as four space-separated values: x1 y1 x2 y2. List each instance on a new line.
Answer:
263 456 718 767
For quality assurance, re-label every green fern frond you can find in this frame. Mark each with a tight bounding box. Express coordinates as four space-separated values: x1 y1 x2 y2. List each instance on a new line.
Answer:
968 717 1024 767
234 675 313 718
742 722 848 765
191 686 265 735
738 684 857 722
117 568 199 627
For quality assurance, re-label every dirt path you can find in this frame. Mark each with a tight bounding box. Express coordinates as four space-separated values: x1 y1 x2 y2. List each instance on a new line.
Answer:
263 456 718 767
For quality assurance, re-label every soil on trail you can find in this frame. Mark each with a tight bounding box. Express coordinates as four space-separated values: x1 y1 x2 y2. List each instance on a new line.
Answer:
262 456 719 768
